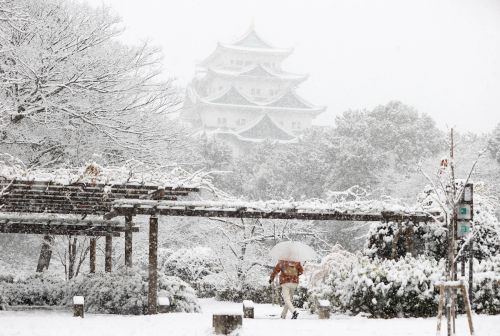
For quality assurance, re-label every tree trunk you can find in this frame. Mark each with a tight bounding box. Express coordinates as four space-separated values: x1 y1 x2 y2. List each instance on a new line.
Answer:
105 235 112 272
148 215 158 315
125 215 133 267
36 235 53 272
89 238 96 273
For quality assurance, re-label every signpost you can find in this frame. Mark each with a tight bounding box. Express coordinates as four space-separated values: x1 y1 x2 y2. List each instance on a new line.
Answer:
457 183 474 303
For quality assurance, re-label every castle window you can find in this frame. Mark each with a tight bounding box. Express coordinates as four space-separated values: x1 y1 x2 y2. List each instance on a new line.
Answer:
292 121 301 129
251 88 261 95
236 60 243 65
217 117 227 126
236 118 246 126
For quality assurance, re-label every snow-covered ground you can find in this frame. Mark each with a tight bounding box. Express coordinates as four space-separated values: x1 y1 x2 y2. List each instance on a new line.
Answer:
1 298 498 336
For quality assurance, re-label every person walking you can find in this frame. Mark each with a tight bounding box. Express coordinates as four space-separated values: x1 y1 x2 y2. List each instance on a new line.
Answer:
269 259 304 319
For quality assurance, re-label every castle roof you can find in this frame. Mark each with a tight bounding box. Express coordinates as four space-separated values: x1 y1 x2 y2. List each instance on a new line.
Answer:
199 28 292 68
266 90 314 109
220 27 293 54
232 27 274 49
236 114 296 141
206 65 308 82
194 86 324 115
208 86 258 106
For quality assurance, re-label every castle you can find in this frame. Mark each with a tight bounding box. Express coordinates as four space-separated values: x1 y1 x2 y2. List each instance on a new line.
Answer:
181 26 325 152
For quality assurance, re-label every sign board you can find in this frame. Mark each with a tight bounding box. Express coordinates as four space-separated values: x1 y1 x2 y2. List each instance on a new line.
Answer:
457 204 472 220
463 184 473 202
457 221 471 237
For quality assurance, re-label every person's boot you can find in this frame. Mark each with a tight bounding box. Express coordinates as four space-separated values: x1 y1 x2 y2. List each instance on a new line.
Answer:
291 311 299 319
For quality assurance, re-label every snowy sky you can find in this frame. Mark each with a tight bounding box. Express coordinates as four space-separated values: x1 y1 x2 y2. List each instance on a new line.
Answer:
82 0 500 133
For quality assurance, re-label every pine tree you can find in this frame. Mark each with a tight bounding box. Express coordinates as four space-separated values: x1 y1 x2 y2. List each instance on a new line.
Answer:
488 123 500 163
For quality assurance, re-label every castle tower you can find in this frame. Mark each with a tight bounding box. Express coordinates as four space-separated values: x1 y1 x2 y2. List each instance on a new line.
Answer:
181 26 325 149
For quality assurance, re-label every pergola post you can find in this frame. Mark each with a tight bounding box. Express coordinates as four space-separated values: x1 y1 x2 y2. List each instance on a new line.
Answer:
148 215 158 315
89 238 96 273
36 235 54 272
105 235 112 272
125 215 133 268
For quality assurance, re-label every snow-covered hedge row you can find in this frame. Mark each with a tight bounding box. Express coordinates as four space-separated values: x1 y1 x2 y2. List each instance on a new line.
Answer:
0 274 65 306
215 282 308 307
0 270 200 314
309 254 443 318
309 248 500 318
473 256 500 315
66 270 200 314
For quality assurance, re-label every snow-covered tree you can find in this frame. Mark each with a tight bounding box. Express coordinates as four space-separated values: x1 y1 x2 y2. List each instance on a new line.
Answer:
0 0 182 167
488 123 500 164
335 101 444 166
207 216 328 286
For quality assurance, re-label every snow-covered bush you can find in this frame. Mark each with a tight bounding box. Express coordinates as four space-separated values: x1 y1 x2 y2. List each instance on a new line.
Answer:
0 273 65 306
308 246 445 318
365 220 447 260
161 246 222 297
307 245 358 312
66 269 200 314
214 275 277 304
343 255 443 318
366 185 500 261
473 256 500 314
215 283 274 303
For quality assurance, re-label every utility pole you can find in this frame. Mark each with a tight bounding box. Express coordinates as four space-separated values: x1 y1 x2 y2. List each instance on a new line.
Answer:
447 128 457 336
437 129 475 336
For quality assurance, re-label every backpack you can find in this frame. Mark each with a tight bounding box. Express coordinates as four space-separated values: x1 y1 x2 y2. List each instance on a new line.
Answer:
282 262 298 277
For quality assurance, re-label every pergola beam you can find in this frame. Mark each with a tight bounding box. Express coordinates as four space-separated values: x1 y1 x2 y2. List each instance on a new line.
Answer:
0 219 139 237
106 205 435 222
0 227 121 237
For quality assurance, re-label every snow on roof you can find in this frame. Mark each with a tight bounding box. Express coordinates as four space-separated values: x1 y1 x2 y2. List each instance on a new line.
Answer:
206 65 307 82
0 154 208 190
218 42 293 55
199 42 291 69
203 128 298 144
208 87 258 106
197 86 324 114
236 114 296 141
267 90 314 109
232 27 274 49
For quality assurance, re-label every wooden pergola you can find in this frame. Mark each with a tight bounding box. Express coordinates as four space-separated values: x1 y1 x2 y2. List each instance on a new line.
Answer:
105 199 436 314
0 178 199 272
0 165 439 316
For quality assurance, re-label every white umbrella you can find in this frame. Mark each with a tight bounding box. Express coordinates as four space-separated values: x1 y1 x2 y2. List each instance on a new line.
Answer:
269 241 317 263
